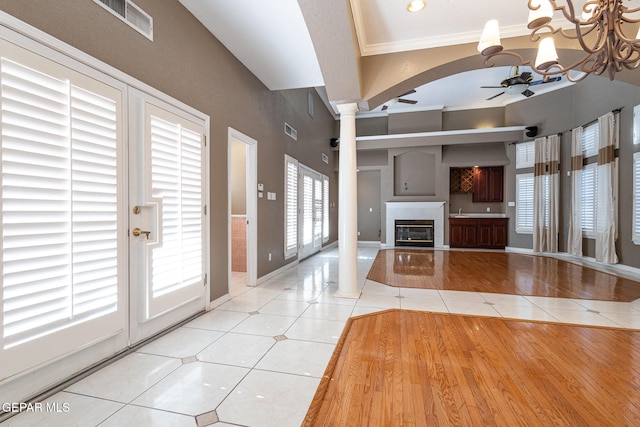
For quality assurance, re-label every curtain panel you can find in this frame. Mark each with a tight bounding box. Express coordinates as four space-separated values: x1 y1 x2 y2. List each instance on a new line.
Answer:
533 135 560 253
567 127 583 256
595 111 619 263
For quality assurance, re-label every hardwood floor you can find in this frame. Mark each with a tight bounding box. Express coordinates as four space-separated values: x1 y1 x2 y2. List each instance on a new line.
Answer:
367 249 640 302
304 309 640 427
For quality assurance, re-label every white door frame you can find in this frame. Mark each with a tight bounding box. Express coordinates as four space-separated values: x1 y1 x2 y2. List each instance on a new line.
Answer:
228 128 257 287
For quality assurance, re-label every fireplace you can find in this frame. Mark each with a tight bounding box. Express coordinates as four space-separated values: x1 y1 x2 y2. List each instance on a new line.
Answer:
395 220 434 247
385 202 445 248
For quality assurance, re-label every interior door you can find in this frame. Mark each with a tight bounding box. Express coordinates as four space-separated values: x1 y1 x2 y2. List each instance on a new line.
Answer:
129 91 207 343
299 164 323 260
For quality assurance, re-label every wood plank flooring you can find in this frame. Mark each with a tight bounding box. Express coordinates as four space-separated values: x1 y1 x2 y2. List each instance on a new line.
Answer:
367 249 640 302
304 310 640 427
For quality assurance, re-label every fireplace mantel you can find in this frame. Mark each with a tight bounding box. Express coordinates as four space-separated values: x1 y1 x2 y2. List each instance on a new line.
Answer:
385 202 446 248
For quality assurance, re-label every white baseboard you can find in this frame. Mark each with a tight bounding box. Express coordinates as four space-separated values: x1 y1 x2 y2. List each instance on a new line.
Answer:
257 260 299 285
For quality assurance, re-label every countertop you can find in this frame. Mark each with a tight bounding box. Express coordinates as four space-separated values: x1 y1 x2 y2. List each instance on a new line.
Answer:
448 213 507 218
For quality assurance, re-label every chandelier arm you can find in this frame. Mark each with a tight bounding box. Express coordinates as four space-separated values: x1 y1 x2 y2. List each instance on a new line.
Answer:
482 50 592 83
548 0 589 26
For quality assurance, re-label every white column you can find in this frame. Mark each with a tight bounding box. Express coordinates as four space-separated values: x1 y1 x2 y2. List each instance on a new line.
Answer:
335 103 360 298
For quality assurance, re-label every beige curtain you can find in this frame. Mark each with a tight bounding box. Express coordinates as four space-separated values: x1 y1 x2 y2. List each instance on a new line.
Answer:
533 135 559 253
567 127 583 257
595 111 619 263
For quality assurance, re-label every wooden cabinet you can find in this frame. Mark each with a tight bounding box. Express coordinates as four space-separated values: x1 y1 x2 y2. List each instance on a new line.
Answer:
472 166 503 203
449 217 508 249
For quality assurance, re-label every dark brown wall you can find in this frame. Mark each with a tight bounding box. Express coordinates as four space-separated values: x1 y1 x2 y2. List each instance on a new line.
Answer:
0 0 338 299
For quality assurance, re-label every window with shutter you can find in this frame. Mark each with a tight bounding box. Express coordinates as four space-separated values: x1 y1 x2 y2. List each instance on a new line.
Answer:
516 141 535 169
284 155 298 259
323 175 329 243
633 152 640 244
149 115 203 298
581 122 599 158
516 173 534 233
303 175 314 246
581 162 598 237
1 40 126 378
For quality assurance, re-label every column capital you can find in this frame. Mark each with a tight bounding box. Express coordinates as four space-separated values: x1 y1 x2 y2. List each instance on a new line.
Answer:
336 102 359 116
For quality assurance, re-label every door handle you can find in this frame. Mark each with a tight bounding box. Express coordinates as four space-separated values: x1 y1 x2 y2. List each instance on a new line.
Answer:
132 228 151 239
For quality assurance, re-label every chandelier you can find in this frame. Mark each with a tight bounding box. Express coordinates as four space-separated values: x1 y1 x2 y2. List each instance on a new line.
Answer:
478 0 640 82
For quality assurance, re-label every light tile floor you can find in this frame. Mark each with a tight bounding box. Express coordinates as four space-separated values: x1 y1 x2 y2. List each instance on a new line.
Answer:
4 245 640 426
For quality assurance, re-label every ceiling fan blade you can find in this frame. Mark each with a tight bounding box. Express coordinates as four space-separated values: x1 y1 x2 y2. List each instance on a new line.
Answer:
398 98 418 104
381 105 388 111
398 89 416 97
519 72 533 82
486 92 505 100
529 76 562 86
481 85 505 89
522 89 535 97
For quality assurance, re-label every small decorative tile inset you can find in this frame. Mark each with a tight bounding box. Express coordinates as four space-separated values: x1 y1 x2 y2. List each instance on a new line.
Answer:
181 356 197 365
248 311 260 316
196 410 218 427
273 335 288 341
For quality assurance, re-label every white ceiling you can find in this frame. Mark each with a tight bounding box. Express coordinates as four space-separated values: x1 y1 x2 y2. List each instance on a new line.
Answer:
177 0 625 113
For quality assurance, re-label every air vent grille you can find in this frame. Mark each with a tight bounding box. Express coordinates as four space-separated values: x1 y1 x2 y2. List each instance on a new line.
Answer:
96 0 153 40
284 122 298 141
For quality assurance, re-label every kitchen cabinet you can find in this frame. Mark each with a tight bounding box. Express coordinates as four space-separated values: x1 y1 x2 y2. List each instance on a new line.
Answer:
472 166 503 203
449 217 508 249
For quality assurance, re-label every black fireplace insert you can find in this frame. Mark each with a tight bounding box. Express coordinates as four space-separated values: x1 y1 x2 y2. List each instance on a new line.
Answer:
394 219 434 247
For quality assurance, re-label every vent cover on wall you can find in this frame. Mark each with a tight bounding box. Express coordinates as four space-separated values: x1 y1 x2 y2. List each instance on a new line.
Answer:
284 122 298 141
95 0 153 40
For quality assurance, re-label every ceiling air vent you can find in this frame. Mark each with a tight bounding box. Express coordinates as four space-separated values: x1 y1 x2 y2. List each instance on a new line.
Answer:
95 0 153 40
284 122 297 141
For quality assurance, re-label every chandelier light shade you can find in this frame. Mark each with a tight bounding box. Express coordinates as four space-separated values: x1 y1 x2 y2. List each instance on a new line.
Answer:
478 19 503 56
478 0 640 82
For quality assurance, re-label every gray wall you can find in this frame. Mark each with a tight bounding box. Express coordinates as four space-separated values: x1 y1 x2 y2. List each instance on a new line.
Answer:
357 170 382 241
506 77 640 268
0 1 338 301
354 78 640 269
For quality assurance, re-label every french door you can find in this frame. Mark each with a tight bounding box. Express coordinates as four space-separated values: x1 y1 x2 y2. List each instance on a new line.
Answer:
0 37 207 389
298 165 323 260
128 91 207 343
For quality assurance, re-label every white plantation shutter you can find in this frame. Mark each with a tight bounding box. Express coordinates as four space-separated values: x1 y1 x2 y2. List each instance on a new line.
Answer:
582 122 599 157
634 153 640 244
303 174 313 245
516 173 534 233
314 177 322 247
581 162 597 236
1 42 125 378
148 114 203 298
284 155 298 259
323 175 329 243
516 141 535 169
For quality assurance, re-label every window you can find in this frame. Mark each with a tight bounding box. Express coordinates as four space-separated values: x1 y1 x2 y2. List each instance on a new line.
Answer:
580 122 599 236
94 0 153 40
516 141 535 169
633 152 640 244
634 105 640 145
581 122 599 157
516 173 534 233
581 162 598 237
284 155 298 259
148 110 203 300
323 175 329 243
1 39 126 378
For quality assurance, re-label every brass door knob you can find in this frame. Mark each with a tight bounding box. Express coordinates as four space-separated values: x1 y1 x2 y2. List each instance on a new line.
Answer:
132 228 151 239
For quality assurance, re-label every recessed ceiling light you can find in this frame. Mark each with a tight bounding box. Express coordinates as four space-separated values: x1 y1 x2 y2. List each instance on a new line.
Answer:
407 0 426 12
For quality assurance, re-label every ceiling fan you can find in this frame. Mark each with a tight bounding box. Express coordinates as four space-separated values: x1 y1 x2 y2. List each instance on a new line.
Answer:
381 89 418 111
481 66 561 100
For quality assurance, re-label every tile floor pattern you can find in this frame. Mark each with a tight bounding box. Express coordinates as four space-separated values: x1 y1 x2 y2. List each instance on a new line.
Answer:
4 246 640 426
